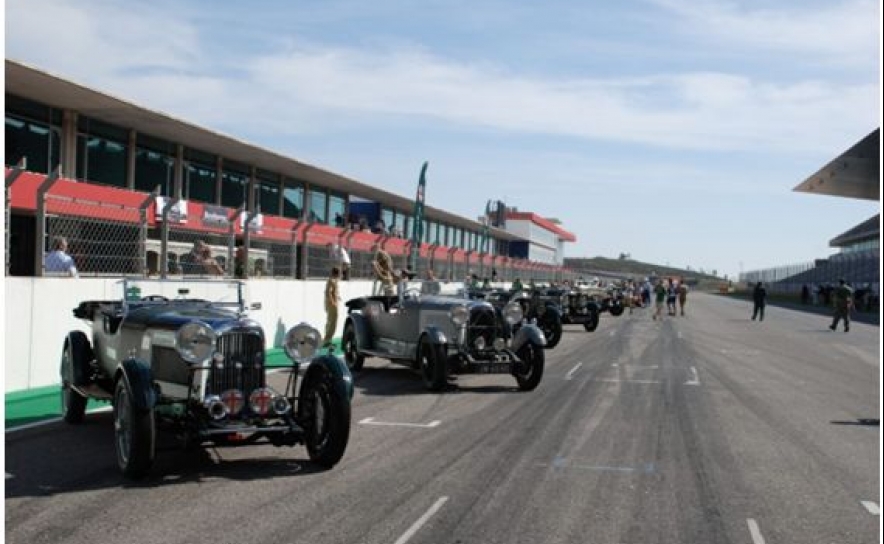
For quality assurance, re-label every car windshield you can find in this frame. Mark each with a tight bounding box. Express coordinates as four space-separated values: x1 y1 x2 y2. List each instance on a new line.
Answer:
119 278 246 312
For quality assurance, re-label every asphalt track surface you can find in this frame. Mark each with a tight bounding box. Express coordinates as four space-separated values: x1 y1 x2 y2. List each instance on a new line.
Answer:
5 293 880 544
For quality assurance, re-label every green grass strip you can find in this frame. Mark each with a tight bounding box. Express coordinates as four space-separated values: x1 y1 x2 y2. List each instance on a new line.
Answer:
5 340 341 429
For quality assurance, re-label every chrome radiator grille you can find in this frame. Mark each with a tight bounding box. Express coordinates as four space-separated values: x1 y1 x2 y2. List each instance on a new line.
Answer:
467 307 497 348
206 331 265 396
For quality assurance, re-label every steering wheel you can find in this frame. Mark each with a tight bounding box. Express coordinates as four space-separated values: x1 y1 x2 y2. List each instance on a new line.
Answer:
140 295 169 302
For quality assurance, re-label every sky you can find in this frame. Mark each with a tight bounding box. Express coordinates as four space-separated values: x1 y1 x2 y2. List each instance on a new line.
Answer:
4 0 882 279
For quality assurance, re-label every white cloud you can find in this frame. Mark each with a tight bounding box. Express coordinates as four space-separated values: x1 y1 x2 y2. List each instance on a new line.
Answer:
5 0 877 158
647 0 880 63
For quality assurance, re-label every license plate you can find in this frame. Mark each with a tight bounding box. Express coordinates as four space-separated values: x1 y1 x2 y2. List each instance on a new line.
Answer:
475 362 511 374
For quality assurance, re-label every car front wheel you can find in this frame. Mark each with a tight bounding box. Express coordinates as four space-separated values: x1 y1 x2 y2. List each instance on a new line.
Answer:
514 342 545 391
60 332 91 424
583 308 600 332
113 378 156 479
342 322 364 372
419 336 448 391
540 315 562 349
300 369 351 468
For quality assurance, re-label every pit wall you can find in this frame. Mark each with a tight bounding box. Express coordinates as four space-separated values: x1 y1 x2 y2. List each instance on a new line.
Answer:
3 277 378 393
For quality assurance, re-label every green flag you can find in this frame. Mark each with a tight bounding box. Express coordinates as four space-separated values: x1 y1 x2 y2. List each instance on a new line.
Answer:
410 162 428 271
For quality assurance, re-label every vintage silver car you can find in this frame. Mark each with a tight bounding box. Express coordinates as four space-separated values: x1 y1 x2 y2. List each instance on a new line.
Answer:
342 281 546 391
62 279 352 478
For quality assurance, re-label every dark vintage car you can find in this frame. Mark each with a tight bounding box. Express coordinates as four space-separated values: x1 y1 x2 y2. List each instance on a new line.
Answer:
61 279 352 478
546 288 601 331
342 281 546 391
481 288 564 349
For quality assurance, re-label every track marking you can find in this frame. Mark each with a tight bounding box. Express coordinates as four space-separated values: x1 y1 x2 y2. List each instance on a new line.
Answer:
393 496 449 544
609 330 616 337
593 378 660 384
747 519 766 544
565 363 583 380
677 331 683 339
861 501 880 515
684 366 700 386
359 417 441 428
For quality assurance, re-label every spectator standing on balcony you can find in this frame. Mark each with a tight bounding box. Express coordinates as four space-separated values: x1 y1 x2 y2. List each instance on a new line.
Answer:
829 278 853 333
751 281 767 321
323 267 341 349
181 240 224 276
372 244 395 295
44 236 78 277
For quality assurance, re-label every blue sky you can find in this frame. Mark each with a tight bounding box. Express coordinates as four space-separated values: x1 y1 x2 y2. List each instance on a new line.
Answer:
5 0 881 278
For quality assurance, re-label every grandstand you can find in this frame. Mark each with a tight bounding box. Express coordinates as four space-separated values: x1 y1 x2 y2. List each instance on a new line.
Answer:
740 128 880 300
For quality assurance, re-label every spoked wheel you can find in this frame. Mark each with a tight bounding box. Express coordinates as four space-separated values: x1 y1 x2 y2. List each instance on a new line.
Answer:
583 308 600 332
113 378 156 479
514 342 545 391
342 322 364 372
540 315 562 349
419 336 448 391
300 370 351 468
60 332 92 424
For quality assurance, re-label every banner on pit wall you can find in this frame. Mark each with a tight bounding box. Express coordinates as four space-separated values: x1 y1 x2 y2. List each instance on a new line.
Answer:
155 197 188 223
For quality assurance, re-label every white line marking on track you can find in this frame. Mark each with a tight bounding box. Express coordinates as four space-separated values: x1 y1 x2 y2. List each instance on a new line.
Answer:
861 501 880 515
609 330 616 336
359 417 441 428
747 519 766 544
593 378 661 384
677 331 682 339
393 496 449 544
565 363 583 380
685 366 700 386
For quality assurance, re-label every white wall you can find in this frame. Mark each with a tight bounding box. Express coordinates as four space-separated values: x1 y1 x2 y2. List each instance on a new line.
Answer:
4 277 375 393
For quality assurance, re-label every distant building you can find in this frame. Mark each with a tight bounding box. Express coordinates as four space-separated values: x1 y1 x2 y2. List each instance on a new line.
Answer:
499 211 576 265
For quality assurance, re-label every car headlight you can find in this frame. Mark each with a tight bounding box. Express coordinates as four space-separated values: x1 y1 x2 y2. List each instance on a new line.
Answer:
450 305 469 327
284 323 321 363
503 302 523 325
176 322 216 364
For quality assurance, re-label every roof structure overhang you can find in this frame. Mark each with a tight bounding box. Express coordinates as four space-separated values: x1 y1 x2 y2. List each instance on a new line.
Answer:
505 211 577 242
5 59 524 239
828 214 880 248
793 128 880 201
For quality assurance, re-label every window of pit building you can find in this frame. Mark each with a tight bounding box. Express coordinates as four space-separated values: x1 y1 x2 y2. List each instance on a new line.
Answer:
184 148 217 204
221 160 250 209
134 134 175 196
308 187 327 224
76 116 128 188
5 95 62 173
256 170 281 216
329 193 346 227
282 179 304 219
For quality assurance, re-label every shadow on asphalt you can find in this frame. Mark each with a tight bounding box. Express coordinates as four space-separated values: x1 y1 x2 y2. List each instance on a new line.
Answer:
830 418 880 427
352 364 526 396
5 412 333 499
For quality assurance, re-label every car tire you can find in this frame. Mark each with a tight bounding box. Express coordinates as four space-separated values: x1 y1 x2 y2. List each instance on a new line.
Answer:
583 308 600 332
609 303 624 317
113 378 156 479
60 332 91 424
342 322 364 372
514 342 545 391
300 369 351 468
540 315 562 349
419 336 448 391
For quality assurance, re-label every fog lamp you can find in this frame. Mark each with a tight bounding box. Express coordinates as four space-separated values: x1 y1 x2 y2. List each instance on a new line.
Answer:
220 389 244 416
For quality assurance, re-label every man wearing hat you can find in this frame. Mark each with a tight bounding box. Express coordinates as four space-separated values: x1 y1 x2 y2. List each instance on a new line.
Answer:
829 278 854 332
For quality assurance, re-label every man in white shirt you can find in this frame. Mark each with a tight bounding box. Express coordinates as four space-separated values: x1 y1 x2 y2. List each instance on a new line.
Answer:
330 243 351 280
44 236 78 277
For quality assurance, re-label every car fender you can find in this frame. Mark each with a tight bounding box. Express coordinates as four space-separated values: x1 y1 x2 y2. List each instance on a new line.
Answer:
512 324 547 352
302 354 354 401
542 304 563 320
345 314 373 351
421 325 448 346
116 358 157 411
